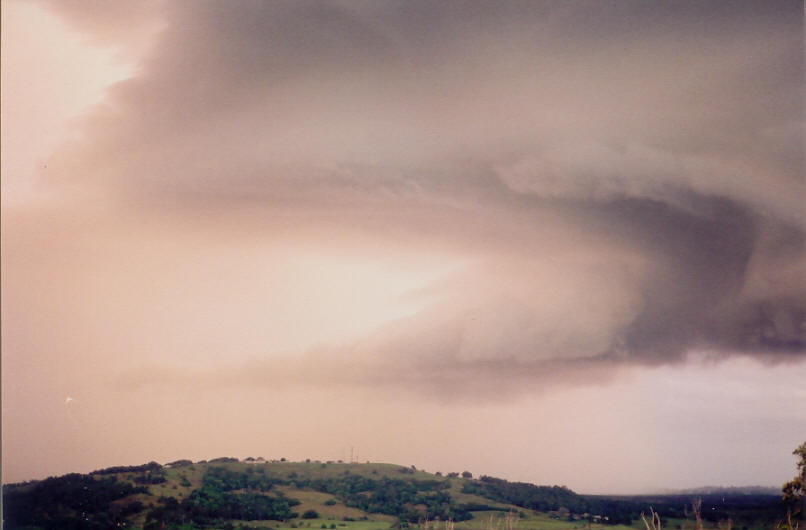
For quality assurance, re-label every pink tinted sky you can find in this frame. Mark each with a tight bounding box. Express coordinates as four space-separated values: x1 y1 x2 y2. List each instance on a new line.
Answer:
2 1 804 494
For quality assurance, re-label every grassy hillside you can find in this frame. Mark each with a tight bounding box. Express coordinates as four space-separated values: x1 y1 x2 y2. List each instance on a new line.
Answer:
2 459 786 530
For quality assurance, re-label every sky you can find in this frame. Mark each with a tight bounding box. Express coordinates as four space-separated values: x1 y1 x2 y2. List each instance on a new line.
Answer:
2 0 804 494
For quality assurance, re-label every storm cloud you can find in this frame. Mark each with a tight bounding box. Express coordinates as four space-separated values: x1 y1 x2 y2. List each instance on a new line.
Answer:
31 0 803 386
4 0 805 490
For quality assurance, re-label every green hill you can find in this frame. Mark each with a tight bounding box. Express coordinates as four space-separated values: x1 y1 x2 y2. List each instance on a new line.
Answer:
1 459 785 530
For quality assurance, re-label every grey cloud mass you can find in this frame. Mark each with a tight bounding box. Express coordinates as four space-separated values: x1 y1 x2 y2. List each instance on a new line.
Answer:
25 0 806 392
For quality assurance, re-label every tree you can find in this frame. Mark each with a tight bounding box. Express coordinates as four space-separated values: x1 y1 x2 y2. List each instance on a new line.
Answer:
461 471 473 479
783 442 806 501
783 441 806 522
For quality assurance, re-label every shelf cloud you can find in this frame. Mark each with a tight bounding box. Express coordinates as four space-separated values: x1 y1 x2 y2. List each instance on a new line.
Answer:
36 1 803 385
3 0 804 489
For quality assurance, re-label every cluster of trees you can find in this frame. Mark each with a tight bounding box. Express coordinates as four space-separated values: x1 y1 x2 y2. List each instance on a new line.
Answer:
2 473 146 529
462 476 581 513
90 461 163 475
182 489 299 522
461 475 638 525
288 473 472 522
202 465 283 492
442 472 471 478
142 465 482 528
86 460 167 485
166 459 194 468
143 467 301 529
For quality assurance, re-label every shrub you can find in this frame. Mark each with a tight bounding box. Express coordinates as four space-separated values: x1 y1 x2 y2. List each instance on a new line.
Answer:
91 462 163 475
166 459 193 468
210 457 239 463
302 510 320 519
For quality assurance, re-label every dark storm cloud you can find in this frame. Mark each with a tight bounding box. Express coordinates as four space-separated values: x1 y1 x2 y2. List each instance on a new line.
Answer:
39 0 805 390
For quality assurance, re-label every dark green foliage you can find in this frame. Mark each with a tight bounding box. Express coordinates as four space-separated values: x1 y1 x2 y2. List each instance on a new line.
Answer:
302 510 320 519
118 500 145 517
783 441 806 519
463 476 580 512
463 475 633 524
90 461 162 475
324 499 337 506
461 471 472 479
143 496 186 529
2 473 146 530
183 488 299 521
291 474 466 522
203 465 283 492
167 459 194 468
143 467 300 528
209 457 240 463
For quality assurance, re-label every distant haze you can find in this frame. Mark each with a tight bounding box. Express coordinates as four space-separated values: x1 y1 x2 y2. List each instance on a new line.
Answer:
2 0 804 494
